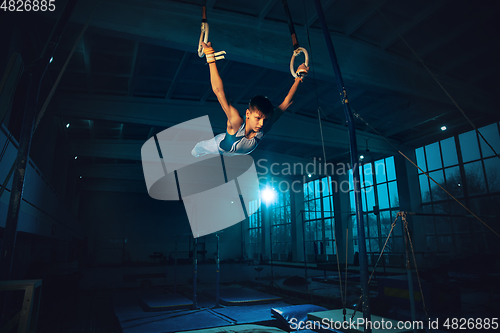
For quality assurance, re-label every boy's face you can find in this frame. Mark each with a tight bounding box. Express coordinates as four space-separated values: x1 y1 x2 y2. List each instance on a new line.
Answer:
246 108 267 132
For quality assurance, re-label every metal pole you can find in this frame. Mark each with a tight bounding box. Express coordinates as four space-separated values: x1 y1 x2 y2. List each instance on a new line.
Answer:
192 237 198 309
174 238 177 293
312 0 371 330
403 217 418 333
0 0 79 281
301 211 308 291
270 219 274 287
215 233 220 308
0 1 78 326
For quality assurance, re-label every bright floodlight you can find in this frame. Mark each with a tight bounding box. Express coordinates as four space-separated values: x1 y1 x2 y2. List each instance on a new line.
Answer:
441 126 447 131
359 155 365 160
261 187 276 204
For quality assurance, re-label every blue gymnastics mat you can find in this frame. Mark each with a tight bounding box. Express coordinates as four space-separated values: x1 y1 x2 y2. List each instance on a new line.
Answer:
114 290 231 333
212 301 290 324
206 286 282 305
118 309 232 333
181 324 288 332
139 291 193 311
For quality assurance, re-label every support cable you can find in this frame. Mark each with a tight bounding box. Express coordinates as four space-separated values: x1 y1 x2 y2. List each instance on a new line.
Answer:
377 9 500 162
350 213 399 320
401 213 430 319
312 0 371 328
318 109 346 314
352 111 499 238
301 0 346 316
282 0 309 79
344 228 348 306
197 1 209 58
351 211 430 332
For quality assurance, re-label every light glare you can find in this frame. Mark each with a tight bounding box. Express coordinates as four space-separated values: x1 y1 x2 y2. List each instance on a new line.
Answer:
261 187 276 204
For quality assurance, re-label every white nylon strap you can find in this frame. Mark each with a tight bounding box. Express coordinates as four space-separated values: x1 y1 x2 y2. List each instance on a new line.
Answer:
214 50 226 60
206 50 226 63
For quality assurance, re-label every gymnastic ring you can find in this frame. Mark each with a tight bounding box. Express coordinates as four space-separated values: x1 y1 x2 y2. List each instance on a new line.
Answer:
290 47 309 78
198 22 209 58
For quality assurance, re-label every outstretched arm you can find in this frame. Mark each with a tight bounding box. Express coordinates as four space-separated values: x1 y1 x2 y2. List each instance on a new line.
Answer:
277 77 302 113
268 64 308 128
201 42 243 131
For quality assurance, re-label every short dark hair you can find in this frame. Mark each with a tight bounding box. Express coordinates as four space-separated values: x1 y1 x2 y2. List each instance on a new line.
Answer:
249 95 274 117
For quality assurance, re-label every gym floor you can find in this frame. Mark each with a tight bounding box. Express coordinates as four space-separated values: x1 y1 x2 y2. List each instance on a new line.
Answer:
33 263 500 333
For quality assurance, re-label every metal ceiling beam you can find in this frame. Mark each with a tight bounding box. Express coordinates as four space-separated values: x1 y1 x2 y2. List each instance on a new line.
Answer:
165 51 190 99
206 0 216 10
345 0 387 36
290 84 331 113
380 0 448 50
69 139 142 160
258 0 278 20
77 164 144 180
359 97 411 129
417 10 493 59
88 119 95 139
76 155 317 193
62 0 496 115
81 35 92 93
201 61 231 102
146 126 155 140
306 0 337 27
269 79 294 103
57 93 398 154
470 67 500 85
441 46 489 73
232 68 268 105
128 41 139 96
382 106 452 138
75 147 313 178
80 178 148 193
119 123 124 139
61 68 131 77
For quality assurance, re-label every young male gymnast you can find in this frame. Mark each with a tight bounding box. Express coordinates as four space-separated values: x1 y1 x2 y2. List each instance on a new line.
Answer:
192 41 308 157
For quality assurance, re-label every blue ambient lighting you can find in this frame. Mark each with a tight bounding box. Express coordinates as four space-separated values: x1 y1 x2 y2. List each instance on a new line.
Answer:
262 187 276 204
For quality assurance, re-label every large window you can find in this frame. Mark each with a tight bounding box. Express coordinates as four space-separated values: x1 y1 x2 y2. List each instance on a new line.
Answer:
415 122 500 256
271 190 291 261
247 199 262 261
349 156 403 266
303 176 335 262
